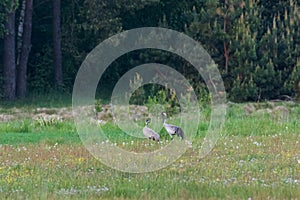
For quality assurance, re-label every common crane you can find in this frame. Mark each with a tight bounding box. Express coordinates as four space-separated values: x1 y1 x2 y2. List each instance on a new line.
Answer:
143 119 160 141
161 112 185 140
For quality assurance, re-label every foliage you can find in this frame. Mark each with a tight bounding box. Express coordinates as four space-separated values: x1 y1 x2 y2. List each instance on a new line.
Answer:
0 0 300 102
186 0 300 101
0 0 19 36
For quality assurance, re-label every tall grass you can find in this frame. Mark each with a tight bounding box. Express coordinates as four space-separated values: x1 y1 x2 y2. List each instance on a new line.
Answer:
0 92 72 109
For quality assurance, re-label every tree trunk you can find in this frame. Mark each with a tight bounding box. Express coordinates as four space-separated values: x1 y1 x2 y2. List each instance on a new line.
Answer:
17 0 33 98
295 81 300 102
3 9 16 100
223 14 229 74
53 0 63 86
17 0 26 64
224 41 229 74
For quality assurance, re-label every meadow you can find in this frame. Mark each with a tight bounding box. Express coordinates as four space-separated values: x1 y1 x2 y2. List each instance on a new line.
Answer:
0 98 299 199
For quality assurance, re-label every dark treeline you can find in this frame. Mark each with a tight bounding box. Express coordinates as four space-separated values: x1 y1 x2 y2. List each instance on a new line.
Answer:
0 0 300 102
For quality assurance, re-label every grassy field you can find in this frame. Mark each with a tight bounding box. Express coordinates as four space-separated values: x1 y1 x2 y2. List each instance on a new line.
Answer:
0 100 299 199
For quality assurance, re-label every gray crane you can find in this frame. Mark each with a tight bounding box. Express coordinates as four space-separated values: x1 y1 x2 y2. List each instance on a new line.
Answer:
143 119 160 141
161 112 185 140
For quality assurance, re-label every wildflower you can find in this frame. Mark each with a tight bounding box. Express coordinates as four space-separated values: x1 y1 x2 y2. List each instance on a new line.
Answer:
253 141 261 146
78 157 85 164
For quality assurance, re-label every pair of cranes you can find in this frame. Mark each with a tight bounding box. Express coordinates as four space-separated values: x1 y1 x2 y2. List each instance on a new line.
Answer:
143 112 185 142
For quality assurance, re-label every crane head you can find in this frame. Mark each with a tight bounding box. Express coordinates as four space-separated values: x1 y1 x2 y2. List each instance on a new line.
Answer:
145 118 151 125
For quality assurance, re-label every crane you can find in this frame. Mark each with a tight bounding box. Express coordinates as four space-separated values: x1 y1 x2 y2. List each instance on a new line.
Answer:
143 118 160 141
161 112 184 140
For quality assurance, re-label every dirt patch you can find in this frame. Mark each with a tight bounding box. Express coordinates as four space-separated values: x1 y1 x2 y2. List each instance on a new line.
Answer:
0 114 15 122
0 105 150 124
243 103 291 122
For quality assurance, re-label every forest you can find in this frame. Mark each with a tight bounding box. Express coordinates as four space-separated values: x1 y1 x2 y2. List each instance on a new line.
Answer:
0 0 300 102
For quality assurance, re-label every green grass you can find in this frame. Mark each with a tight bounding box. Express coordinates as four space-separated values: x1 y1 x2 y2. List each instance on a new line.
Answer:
0 92 72 109
0 102 299 199
0 131 80 145
0 120 79 145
